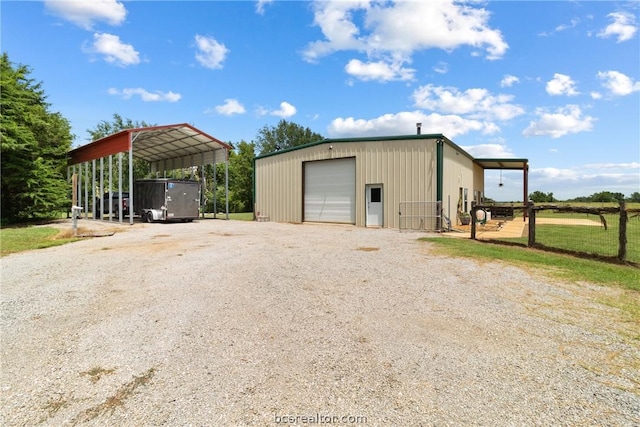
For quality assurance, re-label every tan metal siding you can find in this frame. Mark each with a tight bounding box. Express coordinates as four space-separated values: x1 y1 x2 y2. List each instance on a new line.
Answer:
255 139 439 228
442 143 476 218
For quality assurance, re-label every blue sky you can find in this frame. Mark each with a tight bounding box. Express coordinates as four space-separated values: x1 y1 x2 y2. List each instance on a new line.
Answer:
2 0 639 201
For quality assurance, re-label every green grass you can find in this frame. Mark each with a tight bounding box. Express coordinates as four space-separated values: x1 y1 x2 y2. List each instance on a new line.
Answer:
227 212 254 221
498 212 640 263
0 226 80 256
201 212 254 221
420 236 640 325
420 237 639 290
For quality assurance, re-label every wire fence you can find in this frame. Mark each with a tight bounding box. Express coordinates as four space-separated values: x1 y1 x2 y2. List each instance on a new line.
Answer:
470 202 639 265
399 201 443 231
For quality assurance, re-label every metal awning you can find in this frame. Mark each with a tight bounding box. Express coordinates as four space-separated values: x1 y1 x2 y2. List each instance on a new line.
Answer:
474 158 528 170
68 123 232 166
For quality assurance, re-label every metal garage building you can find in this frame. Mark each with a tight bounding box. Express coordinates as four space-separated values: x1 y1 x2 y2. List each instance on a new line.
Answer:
254 133 528 230
67 123 232 224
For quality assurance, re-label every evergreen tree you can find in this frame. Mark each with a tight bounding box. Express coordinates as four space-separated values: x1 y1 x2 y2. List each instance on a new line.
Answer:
1 53 73 222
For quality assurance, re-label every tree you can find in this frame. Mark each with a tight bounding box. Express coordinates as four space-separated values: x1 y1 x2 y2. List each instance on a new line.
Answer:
255 119 324 155
86 114 153 189
1 53 73 222
627 192 640 203
201 141 255 213
529 191 555 203
229 141 255 212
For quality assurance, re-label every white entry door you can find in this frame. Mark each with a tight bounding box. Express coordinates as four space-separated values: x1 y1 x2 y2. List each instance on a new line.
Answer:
366 184 383 227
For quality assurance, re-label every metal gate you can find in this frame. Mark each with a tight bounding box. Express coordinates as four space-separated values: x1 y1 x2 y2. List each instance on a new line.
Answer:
399 201 443 231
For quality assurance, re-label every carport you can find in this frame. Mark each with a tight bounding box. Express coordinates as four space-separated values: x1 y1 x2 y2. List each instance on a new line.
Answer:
67 123 232 224
474 158 529 219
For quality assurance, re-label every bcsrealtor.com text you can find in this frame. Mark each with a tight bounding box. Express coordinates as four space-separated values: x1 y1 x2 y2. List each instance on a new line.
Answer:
274 413 367 424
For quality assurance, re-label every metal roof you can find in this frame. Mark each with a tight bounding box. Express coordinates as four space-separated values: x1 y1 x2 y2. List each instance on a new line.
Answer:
254 133 450 160
474 158 529 170
68 123 232 166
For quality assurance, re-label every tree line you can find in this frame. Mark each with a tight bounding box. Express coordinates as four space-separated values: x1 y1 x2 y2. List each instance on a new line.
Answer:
1 53 322 223
529 190 640 204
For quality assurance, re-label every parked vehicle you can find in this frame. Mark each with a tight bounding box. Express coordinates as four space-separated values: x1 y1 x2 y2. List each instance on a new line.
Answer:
95 192 129 219
134 179 200 223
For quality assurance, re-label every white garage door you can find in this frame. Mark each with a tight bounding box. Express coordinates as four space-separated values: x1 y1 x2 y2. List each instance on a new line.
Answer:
304 157 356 224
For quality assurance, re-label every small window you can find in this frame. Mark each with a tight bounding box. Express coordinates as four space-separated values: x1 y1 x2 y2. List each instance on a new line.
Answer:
371 188 381 203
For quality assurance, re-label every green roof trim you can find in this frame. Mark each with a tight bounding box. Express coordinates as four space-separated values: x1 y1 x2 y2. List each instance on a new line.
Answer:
254 133 446 160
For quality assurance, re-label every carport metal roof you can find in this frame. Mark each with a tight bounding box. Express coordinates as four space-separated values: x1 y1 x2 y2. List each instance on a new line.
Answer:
67 123 232 224
68 123 232 166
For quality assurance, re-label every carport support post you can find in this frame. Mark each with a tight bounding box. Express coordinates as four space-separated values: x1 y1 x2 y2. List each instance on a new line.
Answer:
99 157 104 220
213 160 217 219
108 155 113 222
225 147 229 220
92 159 96 219
118 152 123 222
201 152 205 219
84 162 89 219
129 140 134 225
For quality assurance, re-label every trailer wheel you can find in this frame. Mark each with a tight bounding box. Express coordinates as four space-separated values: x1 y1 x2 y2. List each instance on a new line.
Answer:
144 212 153 223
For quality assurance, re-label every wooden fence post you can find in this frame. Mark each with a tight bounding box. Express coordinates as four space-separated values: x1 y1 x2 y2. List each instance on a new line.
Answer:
527 202 535 247
470 201 476 239
618 200 627 262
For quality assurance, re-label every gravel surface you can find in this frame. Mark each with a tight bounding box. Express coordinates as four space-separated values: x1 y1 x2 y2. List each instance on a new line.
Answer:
1 219 639 426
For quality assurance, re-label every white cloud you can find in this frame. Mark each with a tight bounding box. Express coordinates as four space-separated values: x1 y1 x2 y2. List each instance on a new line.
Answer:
461 143 515 158
45 0 126 29
194 35 229 69
530 165 640 199
108 88 181 102
598 12 638 42
433 62 448 74
556 18 580 32
303 1 508 82
213 99 246 115
257 101 297 118
597 70 640 96
590 91 602 99
500 74 519 88
545 73 579 96
256 0 274 15
272 101 297 118
583 162 640 170
345 59 415 81
327 111 499 139
412 84 525 121
522 105 595 138
84 33 139 66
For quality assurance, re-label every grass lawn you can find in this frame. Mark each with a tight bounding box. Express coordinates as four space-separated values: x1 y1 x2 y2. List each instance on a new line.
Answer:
0 226 80 257
202 212 254 221
420 236 640 327
497 212 640 264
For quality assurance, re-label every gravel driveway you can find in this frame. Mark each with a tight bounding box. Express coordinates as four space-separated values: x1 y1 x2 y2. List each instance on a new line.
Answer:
1 219 639 426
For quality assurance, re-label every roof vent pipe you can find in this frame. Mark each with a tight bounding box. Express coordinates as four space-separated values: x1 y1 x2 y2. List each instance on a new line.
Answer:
416 122 422 135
